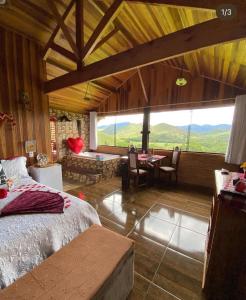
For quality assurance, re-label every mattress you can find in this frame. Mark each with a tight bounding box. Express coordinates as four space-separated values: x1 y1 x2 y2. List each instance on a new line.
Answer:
0 177 101 289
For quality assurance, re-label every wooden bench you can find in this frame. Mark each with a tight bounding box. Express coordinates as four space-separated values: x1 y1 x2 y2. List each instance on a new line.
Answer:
0 225 134 300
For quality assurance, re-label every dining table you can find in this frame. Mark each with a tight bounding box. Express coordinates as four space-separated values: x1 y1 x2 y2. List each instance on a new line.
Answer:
121 154 166 165
120 154 167 189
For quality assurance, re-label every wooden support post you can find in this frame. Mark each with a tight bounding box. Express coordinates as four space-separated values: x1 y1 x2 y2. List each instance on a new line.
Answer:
76 0 84 70
141 107 150 153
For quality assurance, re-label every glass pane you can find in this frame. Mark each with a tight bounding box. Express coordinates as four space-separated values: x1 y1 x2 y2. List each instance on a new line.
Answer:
115 114 143 148
97 116 116 146
97 114 143 147
189 106 234 153
149 110 191 150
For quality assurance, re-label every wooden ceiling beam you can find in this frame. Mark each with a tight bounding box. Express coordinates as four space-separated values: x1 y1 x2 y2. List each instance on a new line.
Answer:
89 0 138 47
43 0 74 59
91 81 116 93
76 0 84 70
125 0 246 10
46 0 78 59
46 58 115 95
81 0 124 61
92 27 120 53
44 16 246 93
50 42 77 62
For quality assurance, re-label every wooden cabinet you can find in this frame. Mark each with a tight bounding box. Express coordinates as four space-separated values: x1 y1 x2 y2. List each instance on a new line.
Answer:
203 171 246 300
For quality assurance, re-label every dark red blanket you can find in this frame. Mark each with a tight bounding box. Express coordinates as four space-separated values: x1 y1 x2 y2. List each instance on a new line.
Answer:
0 191 64 217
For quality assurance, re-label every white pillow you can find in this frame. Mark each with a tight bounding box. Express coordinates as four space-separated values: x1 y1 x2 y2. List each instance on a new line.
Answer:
1 156 29 179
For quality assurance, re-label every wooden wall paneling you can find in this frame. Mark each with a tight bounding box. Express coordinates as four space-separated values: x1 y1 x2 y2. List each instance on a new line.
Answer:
98 63 244 114
0 26 51 160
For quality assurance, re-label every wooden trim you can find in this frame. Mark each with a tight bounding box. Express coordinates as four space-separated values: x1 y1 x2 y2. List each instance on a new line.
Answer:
43 0 74 59
44 16 246 93
81 0 124 61
46 0 78 59
50 42 77 62
76 0 84 70
125 0 245 10
137 68 149 104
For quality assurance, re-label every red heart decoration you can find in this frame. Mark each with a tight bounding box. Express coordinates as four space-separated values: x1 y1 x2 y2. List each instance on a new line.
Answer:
67 137 84 154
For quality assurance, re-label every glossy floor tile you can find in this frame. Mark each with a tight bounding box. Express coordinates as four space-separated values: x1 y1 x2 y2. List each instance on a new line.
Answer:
153 248 204 300
128 231 166 280
149 204 182 224
66 177 212 300
127 273 150 299
185 201 211 218
147 283 181 300
177 212 209 235
169 227 206 262
134 215 176 246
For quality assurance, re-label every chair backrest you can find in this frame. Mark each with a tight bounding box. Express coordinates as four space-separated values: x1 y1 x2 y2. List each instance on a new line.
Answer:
171 147 181 169
128 152 138 170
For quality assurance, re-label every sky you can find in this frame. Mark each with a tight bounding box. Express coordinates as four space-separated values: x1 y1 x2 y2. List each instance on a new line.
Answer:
98 106 235 127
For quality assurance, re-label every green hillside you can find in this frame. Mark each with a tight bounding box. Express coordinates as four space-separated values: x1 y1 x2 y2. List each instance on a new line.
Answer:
97 122 231 153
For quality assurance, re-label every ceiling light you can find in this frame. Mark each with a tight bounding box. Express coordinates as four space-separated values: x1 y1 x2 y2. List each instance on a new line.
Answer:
176 77 187 86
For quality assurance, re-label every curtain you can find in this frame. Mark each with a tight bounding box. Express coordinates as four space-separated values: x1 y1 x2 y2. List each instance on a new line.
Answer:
225 95 246 164
90 111 97 150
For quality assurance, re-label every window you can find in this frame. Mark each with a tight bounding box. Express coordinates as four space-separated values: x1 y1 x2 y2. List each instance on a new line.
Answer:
97 106 234 154
50 120 57 162
150 106 234 153
97 114 143 148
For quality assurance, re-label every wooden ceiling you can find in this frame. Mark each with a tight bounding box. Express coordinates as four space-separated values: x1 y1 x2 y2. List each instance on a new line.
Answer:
0 0 245 112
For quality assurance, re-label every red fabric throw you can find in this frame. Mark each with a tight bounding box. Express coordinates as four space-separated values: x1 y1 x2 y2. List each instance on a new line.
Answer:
0 189 8 199
67 137 84 154
0 191 64 217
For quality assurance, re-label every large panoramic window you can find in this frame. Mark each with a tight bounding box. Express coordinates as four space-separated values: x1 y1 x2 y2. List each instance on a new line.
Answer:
150 106 234 153
97 106 234 154
97 114 143 148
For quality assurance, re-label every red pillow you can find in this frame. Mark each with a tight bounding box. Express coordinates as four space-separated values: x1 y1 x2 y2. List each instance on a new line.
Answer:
67 137 84 154
0 189 8 199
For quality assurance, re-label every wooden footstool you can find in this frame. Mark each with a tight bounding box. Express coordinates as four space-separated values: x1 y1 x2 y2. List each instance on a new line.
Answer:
0 225 134 300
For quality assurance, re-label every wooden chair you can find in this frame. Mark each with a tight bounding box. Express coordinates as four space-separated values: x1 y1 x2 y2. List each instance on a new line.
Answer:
128 152 149 187
159 147 181 184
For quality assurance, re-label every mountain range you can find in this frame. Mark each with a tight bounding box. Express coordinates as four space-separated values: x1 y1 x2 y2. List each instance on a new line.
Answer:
97 122 231 153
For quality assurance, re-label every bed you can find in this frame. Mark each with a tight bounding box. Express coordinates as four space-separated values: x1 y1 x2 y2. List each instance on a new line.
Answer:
0 157 101 289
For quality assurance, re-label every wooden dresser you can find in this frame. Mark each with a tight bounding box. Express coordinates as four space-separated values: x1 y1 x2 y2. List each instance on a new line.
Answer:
202 170 246 300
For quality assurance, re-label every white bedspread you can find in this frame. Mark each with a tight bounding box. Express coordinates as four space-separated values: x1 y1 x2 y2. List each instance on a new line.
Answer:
0 178 101 289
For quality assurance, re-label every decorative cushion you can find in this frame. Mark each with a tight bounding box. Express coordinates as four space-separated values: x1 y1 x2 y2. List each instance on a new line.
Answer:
130 169 147 174
160 166 176 172
1 156 29 179
67 137 84 154
0 163 7 185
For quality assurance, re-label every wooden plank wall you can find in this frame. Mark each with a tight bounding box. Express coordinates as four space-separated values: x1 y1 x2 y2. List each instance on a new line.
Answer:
0 26 51 160
98 63 245 114
97 145 238 189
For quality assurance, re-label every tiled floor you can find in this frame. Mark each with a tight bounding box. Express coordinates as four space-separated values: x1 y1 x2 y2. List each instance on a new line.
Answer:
65 177 211 300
